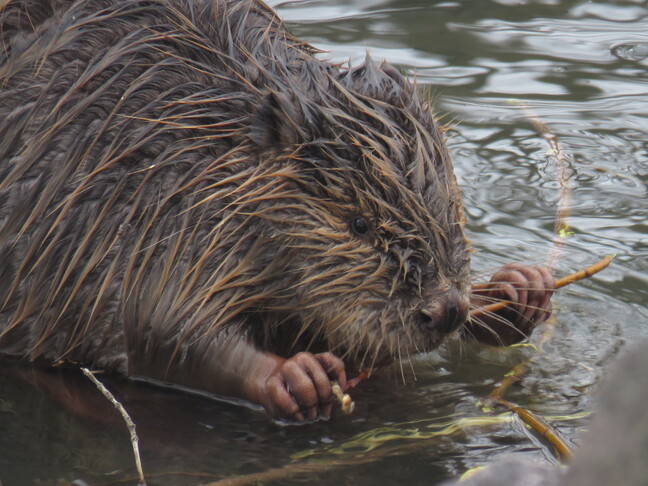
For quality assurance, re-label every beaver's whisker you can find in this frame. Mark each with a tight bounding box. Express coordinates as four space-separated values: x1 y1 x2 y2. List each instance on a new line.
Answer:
466 317 507 347
471 294 553 315
406 345 417 384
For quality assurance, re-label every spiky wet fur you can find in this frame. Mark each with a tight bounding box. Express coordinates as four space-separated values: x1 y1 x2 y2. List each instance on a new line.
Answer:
0 0 470 377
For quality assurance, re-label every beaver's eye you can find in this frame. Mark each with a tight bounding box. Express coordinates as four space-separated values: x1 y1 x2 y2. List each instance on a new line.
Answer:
351 216 369 235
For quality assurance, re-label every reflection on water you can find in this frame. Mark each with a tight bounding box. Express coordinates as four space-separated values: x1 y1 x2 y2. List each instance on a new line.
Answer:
1 0 646 484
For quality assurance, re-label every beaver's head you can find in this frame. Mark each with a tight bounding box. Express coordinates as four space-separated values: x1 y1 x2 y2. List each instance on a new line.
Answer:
238 57 471 369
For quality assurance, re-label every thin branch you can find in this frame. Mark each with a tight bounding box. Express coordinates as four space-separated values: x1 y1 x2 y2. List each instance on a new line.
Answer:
81 368 146 486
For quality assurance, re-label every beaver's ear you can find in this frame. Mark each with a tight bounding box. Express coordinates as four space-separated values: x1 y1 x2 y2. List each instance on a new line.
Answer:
249 91 305 154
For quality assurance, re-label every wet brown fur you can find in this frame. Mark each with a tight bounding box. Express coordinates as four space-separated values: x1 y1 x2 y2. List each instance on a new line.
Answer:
0 0 470 379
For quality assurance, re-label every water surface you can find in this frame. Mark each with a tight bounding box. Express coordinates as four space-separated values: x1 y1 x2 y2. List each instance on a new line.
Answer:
1 1 646 484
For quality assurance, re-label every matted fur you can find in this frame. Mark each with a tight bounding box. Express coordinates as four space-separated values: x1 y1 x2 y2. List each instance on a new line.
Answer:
0 0 470 379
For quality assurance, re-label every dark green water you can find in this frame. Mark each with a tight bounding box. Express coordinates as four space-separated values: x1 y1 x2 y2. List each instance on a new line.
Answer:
1 1 646 484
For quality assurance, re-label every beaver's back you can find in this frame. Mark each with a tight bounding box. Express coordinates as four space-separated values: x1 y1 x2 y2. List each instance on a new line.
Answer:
0 0 300 368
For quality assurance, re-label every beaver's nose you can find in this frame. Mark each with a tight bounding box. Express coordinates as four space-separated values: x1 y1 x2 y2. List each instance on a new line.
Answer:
419 289 470 335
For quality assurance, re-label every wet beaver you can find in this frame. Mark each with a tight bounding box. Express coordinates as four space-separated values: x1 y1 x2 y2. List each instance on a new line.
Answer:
0 0 554 421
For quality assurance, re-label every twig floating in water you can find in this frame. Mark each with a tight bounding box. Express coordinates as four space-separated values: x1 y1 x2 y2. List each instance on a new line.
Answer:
512 100 573 271
81 367 146 486
492 397 575 461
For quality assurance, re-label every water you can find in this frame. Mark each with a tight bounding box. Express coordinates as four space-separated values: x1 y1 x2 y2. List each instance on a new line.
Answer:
1 1 646 484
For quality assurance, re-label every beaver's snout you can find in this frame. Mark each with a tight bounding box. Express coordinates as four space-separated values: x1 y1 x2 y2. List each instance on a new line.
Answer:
420 290 470 335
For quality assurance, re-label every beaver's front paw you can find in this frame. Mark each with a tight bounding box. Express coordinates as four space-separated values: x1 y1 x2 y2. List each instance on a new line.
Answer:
261 352 346 422
469 263 555 346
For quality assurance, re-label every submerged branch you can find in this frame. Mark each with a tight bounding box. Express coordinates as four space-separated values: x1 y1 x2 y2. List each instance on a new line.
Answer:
471 110 610 467
201 414 524 486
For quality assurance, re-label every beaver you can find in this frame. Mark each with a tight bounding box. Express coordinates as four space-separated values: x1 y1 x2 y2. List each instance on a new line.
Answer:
0 0 554 421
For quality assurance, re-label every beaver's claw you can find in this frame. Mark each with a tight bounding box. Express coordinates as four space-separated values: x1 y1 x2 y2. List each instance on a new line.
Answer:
262 352 346 422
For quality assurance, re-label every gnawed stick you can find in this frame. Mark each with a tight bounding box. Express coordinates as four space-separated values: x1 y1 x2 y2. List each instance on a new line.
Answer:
332 381 355 414
81 368 146 486
471 254 615 319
